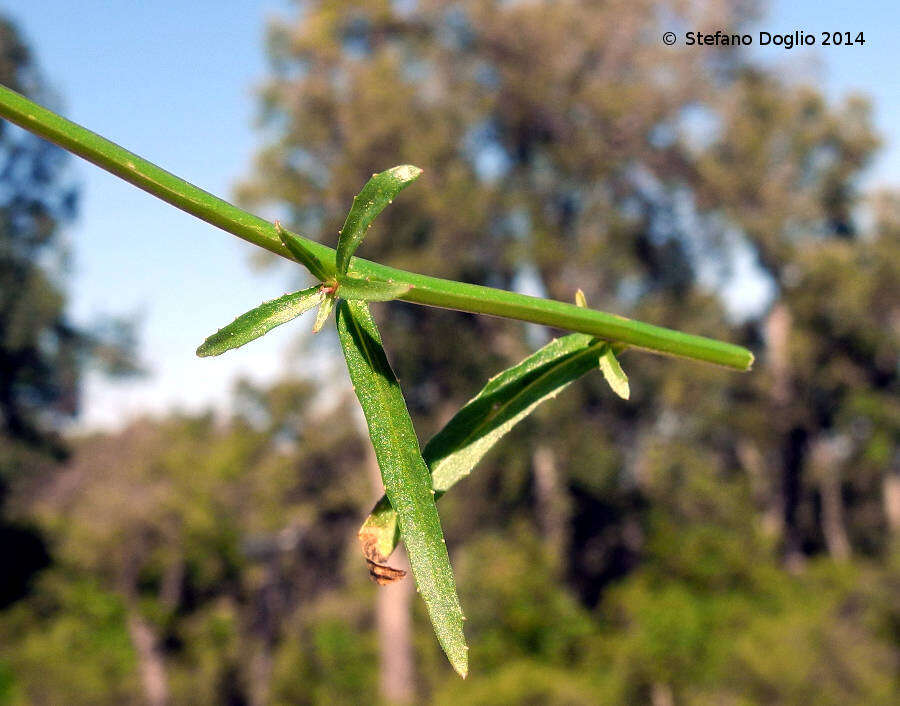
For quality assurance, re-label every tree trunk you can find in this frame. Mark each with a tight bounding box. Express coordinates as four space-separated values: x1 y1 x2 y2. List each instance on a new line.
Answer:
651 682 674 706
810 435 852 560
765 302 805 571
376 549 415 704
119 556 169 706
533 444 570 566
247 642 273 706
884 469 900 535
363 428 416 704
127 611 169 706
246 561 280 706
159 556 184 610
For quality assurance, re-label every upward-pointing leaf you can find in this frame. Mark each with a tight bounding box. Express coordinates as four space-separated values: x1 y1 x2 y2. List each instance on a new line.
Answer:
335 299 467 677
359 333 614 565
574 288 630 398
277 222 336 283
196 285 323 357
336 165 423 274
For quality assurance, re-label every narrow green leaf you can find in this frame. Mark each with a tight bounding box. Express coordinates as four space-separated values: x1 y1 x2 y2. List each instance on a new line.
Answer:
277 222 336 282
336 299 467 677
338 275 412 302
196 286 323 357
426 335 606 494
599 345 630 399
312 294 335 333
359 333 609 564
336 165 423 274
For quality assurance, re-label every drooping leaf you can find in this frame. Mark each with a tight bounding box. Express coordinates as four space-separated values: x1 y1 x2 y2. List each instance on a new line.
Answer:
196 286 323 357
359 333 614 564
312 294 335 333
277 222 336 282
598 345 630 399
335 299 467 677
338 275 412 302
336 165 423 274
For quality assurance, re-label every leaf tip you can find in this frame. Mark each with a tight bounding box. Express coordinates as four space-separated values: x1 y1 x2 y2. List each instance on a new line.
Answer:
391 164 423 182
196 337 222 357
450 649 469 679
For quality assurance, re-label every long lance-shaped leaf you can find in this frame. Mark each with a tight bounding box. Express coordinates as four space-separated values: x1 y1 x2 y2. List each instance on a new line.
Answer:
338 275 412 302
360 334 624 564
336 165 423 274
196 286 323 357
336 299 467 677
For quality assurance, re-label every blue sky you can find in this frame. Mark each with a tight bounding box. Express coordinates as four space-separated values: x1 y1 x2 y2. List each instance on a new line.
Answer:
6 1 899 429
9 1 299 428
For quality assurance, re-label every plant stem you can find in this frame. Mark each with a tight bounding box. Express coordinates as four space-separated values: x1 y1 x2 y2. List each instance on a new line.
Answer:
0 85 753 370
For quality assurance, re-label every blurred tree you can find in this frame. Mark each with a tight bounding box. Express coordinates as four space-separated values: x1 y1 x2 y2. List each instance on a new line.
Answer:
0 16 79 611
2 378 373 704
0 17 79 464
695 72 894 566
0 14 139 615
7 384 896 704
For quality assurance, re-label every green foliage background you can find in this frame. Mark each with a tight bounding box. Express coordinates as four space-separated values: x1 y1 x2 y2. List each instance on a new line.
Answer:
1 1 898 704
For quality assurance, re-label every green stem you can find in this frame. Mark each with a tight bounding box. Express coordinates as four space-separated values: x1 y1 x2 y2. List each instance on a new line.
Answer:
0 85 753 370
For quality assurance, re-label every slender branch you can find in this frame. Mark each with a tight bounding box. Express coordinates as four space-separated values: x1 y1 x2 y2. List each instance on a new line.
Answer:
0 85 753 370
